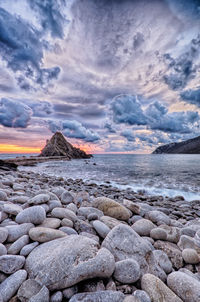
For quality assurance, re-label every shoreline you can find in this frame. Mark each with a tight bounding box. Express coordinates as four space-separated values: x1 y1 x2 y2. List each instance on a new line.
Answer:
0 168 200 301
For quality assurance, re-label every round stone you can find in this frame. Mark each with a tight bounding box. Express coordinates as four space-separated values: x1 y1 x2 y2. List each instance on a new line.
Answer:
16 206 46 225
132 219 155 236
114 259 141 284
0 227 8 243
182 248 200 264
150 228 167 240
29 227 67 243
61 218 73 228
92 220 110 238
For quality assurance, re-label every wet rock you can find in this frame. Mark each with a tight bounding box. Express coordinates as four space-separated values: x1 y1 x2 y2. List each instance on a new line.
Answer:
113 259 141 283
141 273 182 302
167 271 200 302
132 219 156 236
0 270 27 302
0 255 25 274
69 291 125 302
16 206 46 225
92 197 131 221
25 235 115 290
29 227 66 243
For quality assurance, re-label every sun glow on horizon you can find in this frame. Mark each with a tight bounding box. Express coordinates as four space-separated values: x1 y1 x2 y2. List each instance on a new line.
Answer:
0 144 41 154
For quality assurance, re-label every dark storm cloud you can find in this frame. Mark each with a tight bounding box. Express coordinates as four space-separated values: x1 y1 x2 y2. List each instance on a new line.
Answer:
0 98 32 128
28 0 67 38
111 95 200 134
180 88 200 107
48 119 100 142
0 7 60 89
163 35 200 90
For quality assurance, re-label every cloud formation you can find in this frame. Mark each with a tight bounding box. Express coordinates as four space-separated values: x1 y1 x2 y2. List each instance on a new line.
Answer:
180 88 200 107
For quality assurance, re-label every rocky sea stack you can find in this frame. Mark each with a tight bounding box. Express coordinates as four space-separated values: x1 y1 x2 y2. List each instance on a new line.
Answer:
152 135 200 154
39 132 92 159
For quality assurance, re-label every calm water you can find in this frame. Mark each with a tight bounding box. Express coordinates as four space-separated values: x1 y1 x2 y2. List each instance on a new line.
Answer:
8 153 200 202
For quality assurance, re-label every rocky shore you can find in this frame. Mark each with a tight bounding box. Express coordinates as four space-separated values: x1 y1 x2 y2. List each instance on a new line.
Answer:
0 169 200 301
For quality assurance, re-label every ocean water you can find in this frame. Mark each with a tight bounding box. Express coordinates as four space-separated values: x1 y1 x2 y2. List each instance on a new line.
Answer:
8 153 200 202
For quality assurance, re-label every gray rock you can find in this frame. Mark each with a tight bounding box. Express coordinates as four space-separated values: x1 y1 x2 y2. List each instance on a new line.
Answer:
0 255 25 274
0 211 8 223
77 207 104 219
69 291 125 302
63 286 78 300
59 226 78 235
114 259 141 283
100 215 124 229
181 227 196 237
133 290 151 302
74 219 96 235
178 235 198 251
132 219 155 236
39 217 61 229
88 213 98 221
25 235 115 290
167 271 200 302
51 208 77 221
8 235 29 255
3 203 22 215
60 191 74 204
6 223 34 243
92 197 131 221
102 224 153 274
0 227 8 243
17 279 42 302
146 210 170 225
48 200 62 211
182 248 200 264
29 286 49 302
16 206 46 225
123 297 139 302
61 218 73 228
29 194 50 205
150 228 167 240
0 243 7 256
141 273 182 302
92 220 110 238
29 227 66 243
0 270 27 302
50 291 63 302
159 225 181 243
20 242 39 256
152 250 172 274
0 190 7 201
66 203 77 214
80 232 100 243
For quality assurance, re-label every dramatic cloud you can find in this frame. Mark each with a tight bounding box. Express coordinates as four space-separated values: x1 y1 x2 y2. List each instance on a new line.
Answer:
0 98 32 128
48 119 100 143
180 88 200 107
121 129 135 142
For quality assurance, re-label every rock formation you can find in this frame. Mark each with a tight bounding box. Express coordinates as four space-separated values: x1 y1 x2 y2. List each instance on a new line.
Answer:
152 135 200 154
39 132 92 159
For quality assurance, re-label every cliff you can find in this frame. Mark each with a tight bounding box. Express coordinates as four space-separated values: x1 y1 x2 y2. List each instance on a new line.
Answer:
39 132 92 159
152 135 200 154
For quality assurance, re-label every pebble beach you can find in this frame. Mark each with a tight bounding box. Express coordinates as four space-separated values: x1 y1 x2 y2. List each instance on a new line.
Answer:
0 168 200 301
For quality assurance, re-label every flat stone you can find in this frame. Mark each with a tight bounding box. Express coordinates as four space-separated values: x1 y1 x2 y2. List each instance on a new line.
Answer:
141 273 182 302
16 206 46 225
61 218 73 228
150 228 168 240
3 203 22 215
59 227 77 235
25 235 115 290
69 291 125 302
39 217 61 229
0 255 25 274
182 248 200 264
8 235 29 255
167 271 200 302
29 227 66 243
6 223 34 243
0 227 8 243
20 242 39 256
92 220 110 238
132 219 156 236
114 259 141 283
100 215 123 229
48 199 62 211
51 208 77 221
0 270 27 302
17 279 42 302
92 197 131 221
29 194 50 205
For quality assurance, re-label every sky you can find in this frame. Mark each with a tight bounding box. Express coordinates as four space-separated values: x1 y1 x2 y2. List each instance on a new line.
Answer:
0 0 200 154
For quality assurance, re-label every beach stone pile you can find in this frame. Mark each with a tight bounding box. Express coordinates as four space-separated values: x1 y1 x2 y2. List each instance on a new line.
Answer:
0 170 200 301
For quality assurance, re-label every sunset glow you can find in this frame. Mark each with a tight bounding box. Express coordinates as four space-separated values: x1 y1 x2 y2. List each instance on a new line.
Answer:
0 144 41 154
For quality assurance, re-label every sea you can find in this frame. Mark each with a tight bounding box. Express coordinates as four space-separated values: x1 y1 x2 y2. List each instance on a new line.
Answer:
1 153 200 202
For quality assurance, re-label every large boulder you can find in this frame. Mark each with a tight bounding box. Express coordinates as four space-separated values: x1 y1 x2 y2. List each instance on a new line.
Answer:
92 197 131 221
25 235 115 290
